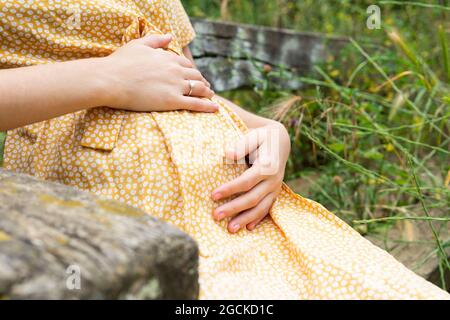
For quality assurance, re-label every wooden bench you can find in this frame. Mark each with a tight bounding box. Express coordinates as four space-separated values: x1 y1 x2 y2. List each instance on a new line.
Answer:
190 19 348 92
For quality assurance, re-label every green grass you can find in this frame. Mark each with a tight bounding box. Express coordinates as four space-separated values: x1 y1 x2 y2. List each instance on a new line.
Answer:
186 0 450 289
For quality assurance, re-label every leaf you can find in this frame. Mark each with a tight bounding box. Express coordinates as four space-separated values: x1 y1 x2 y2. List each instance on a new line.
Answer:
329 142 345 153
363 149 384 160
389 92 408 121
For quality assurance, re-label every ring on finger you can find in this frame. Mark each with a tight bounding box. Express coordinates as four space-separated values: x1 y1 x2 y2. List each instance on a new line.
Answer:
187 80 196 97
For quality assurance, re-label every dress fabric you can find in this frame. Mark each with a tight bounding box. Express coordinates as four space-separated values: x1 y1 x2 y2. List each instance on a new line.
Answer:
1 0 449 299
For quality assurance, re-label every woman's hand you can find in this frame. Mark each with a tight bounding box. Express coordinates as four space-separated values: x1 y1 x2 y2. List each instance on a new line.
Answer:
211 121 291 233
99 34 218 113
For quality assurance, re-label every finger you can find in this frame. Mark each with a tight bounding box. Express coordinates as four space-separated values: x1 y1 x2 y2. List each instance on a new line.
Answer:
228 192 276 233
225 129 262 161
212 165 264 201
183 80 214 99
183 68 211 88
246 189 279 231
175 55 194 68
214 180 272 221
136 34 172 49
177 96 219 113
246 215 265 231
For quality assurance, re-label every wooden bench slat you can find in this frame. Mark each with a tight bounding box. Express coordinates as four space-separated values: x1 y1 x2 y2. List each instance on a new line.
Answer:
190 19 348 92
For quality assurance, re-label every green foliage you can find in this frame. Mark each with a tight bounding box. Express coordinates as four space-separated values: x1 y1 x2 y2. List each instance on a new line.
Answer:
186 0 450 288
184 0 447 71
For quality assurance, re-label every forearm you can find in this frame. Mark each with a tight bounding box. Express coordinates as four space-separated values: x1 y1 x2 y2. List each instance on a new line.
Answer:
213 95 276 129
0 58 107 131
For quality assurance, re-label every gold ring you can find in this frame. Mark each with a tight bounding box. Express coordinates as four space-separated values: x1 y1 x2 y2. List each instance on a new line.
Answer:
188 80 195 96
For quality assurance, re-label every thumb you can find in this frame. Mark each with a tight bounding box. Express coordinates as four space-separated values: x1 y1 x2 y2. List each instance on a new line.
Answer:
136 34 172 49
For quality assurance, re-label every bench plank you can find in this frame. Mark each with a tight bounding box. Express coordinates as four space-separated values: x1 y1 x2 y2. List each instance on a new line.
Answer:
190 19 347 92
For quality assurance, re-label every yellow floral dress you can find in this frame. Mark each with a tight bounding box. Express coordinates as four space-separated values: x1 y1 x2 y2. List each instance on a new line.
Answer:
1 0 449 299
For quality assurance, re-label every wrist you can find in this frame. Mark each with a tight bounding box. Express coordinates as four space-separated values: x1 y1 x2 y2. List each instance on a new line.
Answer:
267 121 291 162
84 57 119 108
268 121 290 143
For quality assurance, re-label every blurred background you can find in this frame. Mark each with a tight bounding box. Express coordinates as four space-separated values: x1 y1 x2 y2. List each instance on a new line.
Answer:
183 0 450 288
0 0 448 289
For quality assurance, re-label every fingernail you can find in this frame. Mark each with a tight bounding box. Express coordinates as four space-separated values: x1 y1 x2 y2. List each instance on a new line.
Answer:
231 223 240 233
215 211 225 221
212 192 222 201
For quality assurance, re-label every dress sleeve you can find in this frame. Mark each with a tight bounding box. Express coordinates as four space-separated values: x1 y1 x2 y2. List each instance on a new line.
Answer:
168 0 196 48
133 0 196 48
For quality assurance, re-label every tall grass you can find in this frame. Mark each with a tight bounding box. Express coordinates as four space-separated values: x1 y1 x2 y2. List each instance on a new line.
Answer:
185 0 450 289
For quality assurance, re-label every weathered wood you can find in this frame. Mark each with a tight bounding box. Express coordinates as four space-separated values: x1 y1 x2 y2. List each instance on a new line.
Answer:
0 169 199 300
190 19 348 92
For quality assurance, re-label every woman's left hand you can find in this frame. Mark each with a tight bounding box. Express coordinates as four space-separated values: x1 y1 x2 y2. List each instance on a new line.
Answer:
211 121 291 233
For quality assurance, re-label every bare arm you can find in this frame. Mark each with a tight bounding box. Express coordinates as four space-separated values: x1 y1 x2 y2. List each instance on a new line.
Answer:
0 59 106 131
0 35 216 132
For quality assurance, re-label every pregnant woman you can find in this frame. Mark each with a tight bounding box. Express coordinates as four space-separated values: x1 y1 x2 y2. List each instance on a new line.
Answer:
0 0 448 299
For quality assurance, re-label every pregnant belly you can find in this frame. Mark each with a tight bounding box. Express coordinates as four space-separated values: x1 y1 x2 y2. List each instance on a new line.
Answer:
65 101 249 235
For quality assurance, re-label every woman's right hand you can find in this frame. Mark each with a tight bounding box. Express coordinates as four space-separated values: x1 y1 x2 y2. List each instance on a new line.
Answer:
98 34 218 113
